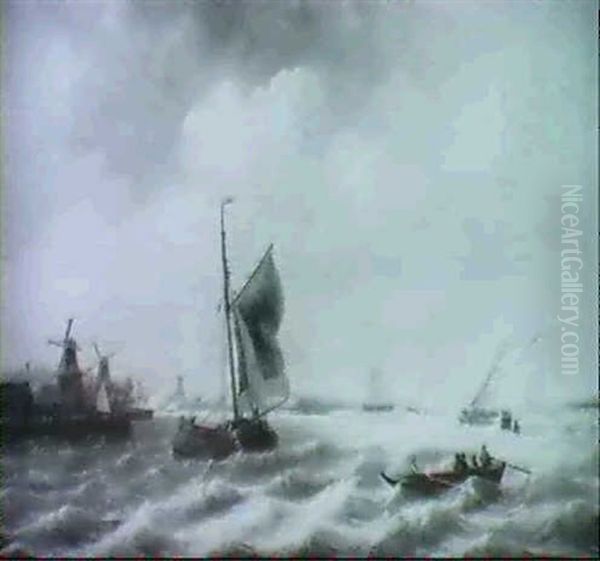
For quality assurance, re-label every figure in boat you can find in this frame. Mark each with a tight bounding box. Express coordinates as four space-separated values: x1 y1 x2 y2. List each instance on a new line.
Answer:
172 198 289 459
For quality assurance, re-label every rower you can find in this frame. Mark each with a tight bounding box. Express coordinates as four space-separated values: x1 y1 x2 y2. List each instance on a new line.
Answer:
513 420 520 434
471 454 480 470
409 455 419 473
454 453 468 473
480 444 492 468
453 453 463 472
460 453 469 472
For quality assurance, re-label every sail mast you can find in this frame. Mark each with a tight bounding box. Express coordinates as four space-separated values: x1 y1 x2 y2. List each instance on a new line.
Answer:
220 198 239 421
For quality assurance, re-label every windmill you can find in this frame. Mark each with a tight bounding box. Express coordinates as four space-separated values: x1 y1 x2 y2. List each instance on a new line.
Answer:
48 318 81 376
48 318 86 412
93 343 116 387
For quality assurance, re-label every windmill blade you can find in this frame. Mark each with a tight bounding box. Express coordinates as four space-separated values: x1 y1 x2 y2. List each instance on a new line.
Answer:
93 343 102 360
48 339 64 347
64 318 74 341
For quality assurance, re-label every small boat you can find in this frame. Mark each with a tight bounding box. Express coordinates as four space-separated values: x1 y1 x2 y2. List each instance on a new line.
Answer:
172 198 290 459
172 418 237 460
459 406 499 426
381 461 506 496
127 408 154 421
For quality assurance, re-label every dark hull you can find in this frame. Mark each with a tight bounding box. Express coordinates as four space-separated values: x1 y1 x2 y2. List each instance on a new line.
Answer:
172 423 237 460
127 408 154 421
362 403 394 412
172 418 278 459
233 418 278 452
381 462 506 496
2 414 132 443
459 407 499 426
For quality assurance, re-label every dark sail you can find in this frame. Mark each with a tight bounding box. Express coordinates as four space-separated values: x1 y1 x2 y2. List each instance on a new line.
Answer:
232 245 288 415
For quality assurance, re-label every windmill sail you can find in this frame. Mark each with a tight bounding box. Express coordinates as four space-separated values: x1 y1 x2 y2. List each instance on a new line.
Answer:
232 245 288 416
96 381 111 414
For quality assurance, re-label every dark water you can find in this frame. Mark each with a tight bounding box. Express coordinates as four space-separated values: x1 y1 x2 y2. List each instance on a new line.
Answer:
2 408 598 557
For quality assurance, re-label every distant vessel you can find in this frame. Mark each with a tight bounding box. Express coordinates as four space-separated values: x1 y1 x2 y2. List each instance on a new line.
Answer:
93 342 154 421
172 198 290 459
459 342 511 426
362 368 394 412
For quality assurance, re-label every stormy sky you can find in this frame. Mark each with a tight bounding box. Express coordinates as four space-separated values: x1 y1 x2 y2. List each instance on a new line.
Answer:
2 0 597 408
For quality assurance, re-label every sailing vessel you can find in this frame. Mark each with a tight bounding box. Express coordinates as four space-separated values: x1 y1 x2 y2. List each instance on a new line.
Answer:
93 342 153 421
172 198 289 459
458 341 511 426
96 380 112 415
362 368 394 412
129 381 154 420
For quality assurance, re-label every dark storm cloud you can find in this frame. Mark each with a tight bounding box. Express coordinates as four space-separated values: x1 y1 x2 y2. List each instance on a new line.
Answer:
2 0 596 406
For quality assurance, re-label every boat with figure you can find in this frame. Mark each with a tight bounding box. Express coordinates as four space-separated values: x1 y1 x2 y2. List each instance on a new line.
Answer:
172 198 290 459
362 368 394 412
1 319 132 443
380 455 507 496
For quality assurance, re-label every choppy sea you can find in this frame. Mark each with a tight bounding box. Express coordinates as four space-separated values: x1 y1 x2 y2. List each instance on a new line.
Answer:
2 404 598 558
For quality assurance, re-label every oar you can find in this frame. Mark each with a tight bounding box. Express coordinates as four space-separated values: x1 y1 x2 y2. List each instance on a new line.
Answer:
506 462 532 475
380 471 400 487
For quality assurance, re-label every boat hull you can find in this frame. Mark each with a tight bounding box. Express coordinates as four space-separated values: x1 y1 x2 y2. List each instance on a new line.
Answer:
459 407 499 426
172 423 237 460
233 418 278 452
362 404 394 412
400 462 506 496
127 408 154 421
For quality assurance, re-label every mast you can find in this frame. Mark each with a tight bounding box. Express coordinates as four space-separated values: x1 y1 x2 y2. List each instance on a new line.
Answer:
220 198 239 420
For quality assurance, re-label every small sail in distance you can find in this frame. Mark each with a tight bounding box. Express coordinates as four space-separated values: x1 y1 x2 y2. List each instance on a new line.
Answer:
96 381 111 414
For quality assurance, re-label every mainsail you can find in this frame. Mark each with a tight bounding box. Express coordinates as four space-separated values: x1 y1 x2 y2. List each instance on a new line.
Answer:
96 381 111 414
232 245 288 416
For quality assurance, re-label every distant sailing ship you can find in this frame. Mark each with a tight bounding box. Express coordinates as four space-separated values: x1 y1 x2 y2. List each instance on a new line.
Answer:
92 343 153 421
362 368 394 412
459 341 510 426
172 198 290 459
